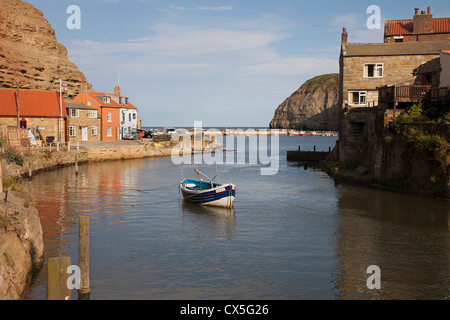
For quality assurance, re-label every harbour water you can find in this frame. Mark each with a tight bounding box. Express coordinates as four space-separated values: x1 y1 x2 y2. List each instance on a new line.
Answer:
25 135 450 300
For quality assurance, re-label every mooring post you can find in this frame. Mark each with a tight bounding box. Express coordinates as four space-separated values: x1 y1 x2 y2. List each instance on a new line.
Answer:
78 216 90 300
47 256 72 300
298 146 301 151
314 145 316 152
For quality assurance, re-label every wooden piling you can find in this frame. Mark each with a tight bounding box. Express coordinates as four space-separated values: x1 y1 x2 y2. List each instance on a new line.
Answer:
47 256 72 300
78 216 90 300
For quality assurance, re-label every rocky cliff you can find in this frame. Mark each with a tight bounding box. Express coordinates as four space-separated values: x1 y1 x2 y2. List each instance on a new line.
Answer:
269 74 339 130
0 0 92 99
0 191 44 300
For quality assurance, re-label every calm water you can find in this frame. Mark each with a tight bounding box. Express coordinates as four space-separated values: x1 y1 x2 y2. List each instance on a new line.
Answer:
25 136 450 300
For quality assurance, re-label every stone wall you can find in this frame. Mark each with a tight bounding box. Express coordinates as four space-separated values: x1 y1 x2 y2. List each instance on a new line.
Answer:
0 117 66 144
341 54 441 107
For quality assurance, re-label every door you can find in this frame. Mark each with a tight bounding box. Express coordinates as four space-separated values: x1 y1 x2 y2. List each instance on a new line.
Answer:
81 127 88 141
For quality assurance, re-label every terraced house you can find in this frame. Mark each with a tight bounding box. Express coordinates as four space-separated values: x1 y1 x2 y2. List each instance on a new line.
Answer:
65 102 101 143
72 86 138 141
338 7 450 170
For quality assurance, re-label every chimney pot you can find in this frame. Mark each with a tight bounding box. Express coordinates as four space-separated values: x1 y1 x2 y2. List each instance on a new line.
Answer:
415 8 419 15
427 7 431 14
421 11 425 14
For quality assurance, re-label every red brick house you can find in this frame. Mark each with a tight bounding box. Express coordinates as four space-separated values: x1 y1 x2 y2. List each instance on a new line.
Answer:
0 89 68 144
72 87 138 141
384 7 450 43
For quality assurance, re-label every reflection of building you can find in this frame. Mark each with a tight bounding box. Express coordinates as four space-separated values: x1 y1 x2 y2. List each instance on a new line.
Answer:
72 86 138 141
0 89 67 144
335 186 450 299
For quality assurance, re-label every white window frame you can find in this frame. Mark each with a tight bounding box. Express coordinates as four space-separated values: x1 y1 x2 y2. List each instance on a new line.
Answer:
106 127 112 137
364 63 384 78
88 110 97 118
69 126 76 137
349 91 367 105
91 126 98 136
68 109 79 117
103 96 110 104
107 112 112 122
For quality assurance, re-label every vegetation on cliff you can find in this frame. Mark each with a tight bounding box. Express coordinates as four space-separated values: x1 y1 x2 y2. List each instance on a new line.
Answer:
386 104 449 194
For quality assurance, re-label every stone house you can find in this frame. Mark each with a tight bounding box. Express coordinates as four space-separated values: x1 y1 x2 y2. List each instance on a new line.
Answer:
65 102 101 143
384 7 450 43
338 27 450 169
72 87 138 141
0 89 68 145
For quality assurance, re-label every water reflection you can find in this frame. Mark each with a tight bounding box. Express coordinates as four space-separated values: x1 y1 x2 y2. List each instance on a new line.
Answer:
334 184 450 300
181 201 236 241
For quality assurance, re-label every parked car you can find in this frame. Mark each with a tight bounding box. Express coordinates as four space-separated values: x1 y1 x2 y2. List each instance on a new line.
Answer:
123 131 140 140
137 129 154 138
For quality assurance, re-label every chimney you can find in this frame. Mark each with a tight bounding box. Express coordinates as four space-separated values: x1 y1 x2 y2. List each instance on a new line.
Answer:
80 79 88 92
413 7 433 34
341 27 348 44
414 8 419 15
114 85 121 96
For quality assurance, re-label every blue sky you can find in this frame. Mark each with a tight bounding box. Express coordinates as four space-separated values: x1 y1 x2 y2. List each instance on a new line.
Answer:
26 0 450 127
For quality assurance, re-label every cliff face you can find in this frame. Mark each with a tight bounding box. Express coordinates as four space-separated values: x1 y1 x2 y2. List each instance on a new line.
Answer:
0 0 91 99
0 191 44 300
269 74 339 131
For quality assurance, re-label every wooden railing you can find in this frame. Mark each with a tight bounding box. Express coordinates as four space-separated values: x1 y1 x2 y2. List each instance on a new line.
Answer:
379 85 431 103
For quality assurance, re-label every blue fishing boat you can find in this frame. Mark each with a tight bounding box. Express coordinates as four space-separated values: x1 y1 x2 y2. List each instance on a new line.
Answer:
180 167 236 207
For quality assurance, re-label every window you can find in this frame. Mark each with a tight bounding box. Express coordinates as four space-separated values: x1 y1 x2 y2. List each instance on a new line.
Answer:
349 91 367 105
91 126 98 136
125 98 128 105
107 112 112 122
68 109 79 117
88 110 97 118
119 97 122 104
133 113 136 120
129 113 131 122
364 63 383 78
69 126 76 137
103 96 110 103
107 127 112 137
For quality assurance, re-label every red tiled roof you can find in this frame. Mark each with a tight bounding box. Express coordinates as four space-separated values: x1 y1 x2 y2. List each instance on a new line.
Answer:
0 90 67 117
385 18 450 36
89 91 137 109
442 49 450 55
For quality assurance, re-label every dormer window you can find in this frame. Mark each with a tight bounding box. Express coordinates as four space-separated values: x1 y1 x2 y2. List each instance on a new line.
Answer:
103 96 110 103
119 97 122 104
125 98 128 105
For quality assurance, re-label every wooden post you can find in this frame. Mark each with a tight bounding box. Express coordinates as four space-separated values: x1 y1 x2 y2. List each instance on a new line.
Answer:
68 141 71 151
314 145 316 152
47 256 72 300
78 216 90 300
28 161 32 178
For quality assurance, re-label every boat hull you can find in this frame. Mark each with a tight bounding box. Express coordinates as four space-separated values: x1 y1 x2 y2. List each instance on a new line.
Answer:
180 180 236 207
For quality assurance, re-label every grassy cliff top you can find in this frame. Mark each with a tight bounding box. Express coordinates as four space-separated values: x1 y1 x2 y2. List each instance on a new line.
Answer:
300 73 339 91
